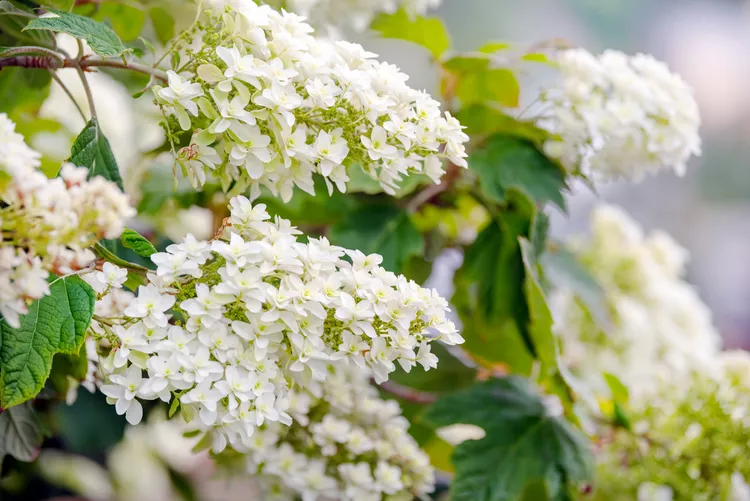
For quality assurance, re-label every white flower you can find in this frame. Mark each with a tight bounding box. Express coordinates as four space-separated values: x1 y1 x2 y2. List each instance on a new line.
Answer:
0 114 134 327
554 205 721 404
154 1 467 200
99 195 459 455
539 49 701 182
123 284 176 328
101 365 145 425
252 364 435 501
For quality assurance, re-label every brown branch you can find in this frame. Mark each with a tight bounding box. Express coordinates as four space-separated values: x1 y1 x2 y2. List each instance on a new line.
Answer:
405 161 463 213
0 54 167 82
377 380 438 404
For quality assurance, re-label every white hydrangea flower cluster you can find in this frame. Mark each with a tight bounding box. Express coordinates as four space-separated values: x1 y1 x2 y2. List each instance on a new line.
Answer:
265 0 441 33
250 363 435 501
98 195 461 449
155 0 468 201
538 49 701 182
0 113 134 327
552 205 721 404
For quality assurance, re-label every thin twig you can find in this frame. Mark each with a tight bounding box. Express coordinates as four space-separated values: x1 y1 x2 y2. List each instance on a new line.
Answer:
74 40 97 119
49 70 87 122
80 58 167 81
377 380 438 404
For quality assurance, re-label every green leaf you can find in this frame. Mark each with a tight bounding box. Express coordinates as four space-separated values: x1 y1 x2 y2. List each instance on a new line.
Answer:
457 68 520 108
259 177 354 227
330 204 424 274
346 164 426 197
470 135 568 211
425 377 594 501
120 228 157 258
87 3 146 42
443 54 490 75
371 8 450 59
519 239 557 372
540 247 610 331
40 0 76 10
24 10 127 57
0 402 44 466
602 373 629 404
0 276 95 409
460 195 533 322
455 105 551 142
148 6 174 45
452 277 535 373
68 118 123 190
0 67 51 114
390 343 475 394
47 346 88 396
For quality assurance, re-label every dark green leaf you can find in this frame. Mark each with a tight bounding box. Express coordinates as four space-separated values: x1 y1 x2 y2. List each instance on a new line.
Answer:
454 284 535 373
149 6 174 45
425 377 594 501
68 118 123 190
470 135 568 211
520 239 557 371
457 68 520 108
48 345 88 396
259 177 353 227
0 276 95 408
120 228 157 258
371 8 450 59
455 105 551 142
540 247 610 330
0 402 44 466
330 204 424 274
460 195 533 322
52 387 126 454
24 10 127 57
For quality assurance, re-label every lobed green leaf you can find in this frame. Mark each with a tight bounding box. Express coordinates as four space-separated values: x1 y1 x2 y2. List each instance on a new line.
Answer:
0 276 95 409
425 376 594 501
470 135 568 211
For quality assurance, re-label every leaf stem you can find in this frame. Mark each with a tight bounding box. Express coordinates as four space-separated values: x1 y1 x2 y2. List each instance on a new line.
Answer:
75 40 97 120
48 70 87 122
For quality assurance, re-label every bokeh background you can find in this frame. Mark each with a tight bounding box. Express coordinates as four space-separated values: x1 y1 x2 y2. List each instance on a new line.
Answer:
361 0 750 350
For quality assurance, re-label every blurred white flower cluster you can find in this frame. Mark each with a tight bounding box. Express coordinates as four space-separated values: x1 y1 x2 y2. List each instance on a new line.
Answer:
539 49 701 183
251 364 435 501
155 0 467 201
0 113 134 327
553 205 721 404
96 195 460 452
590 351 750 501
